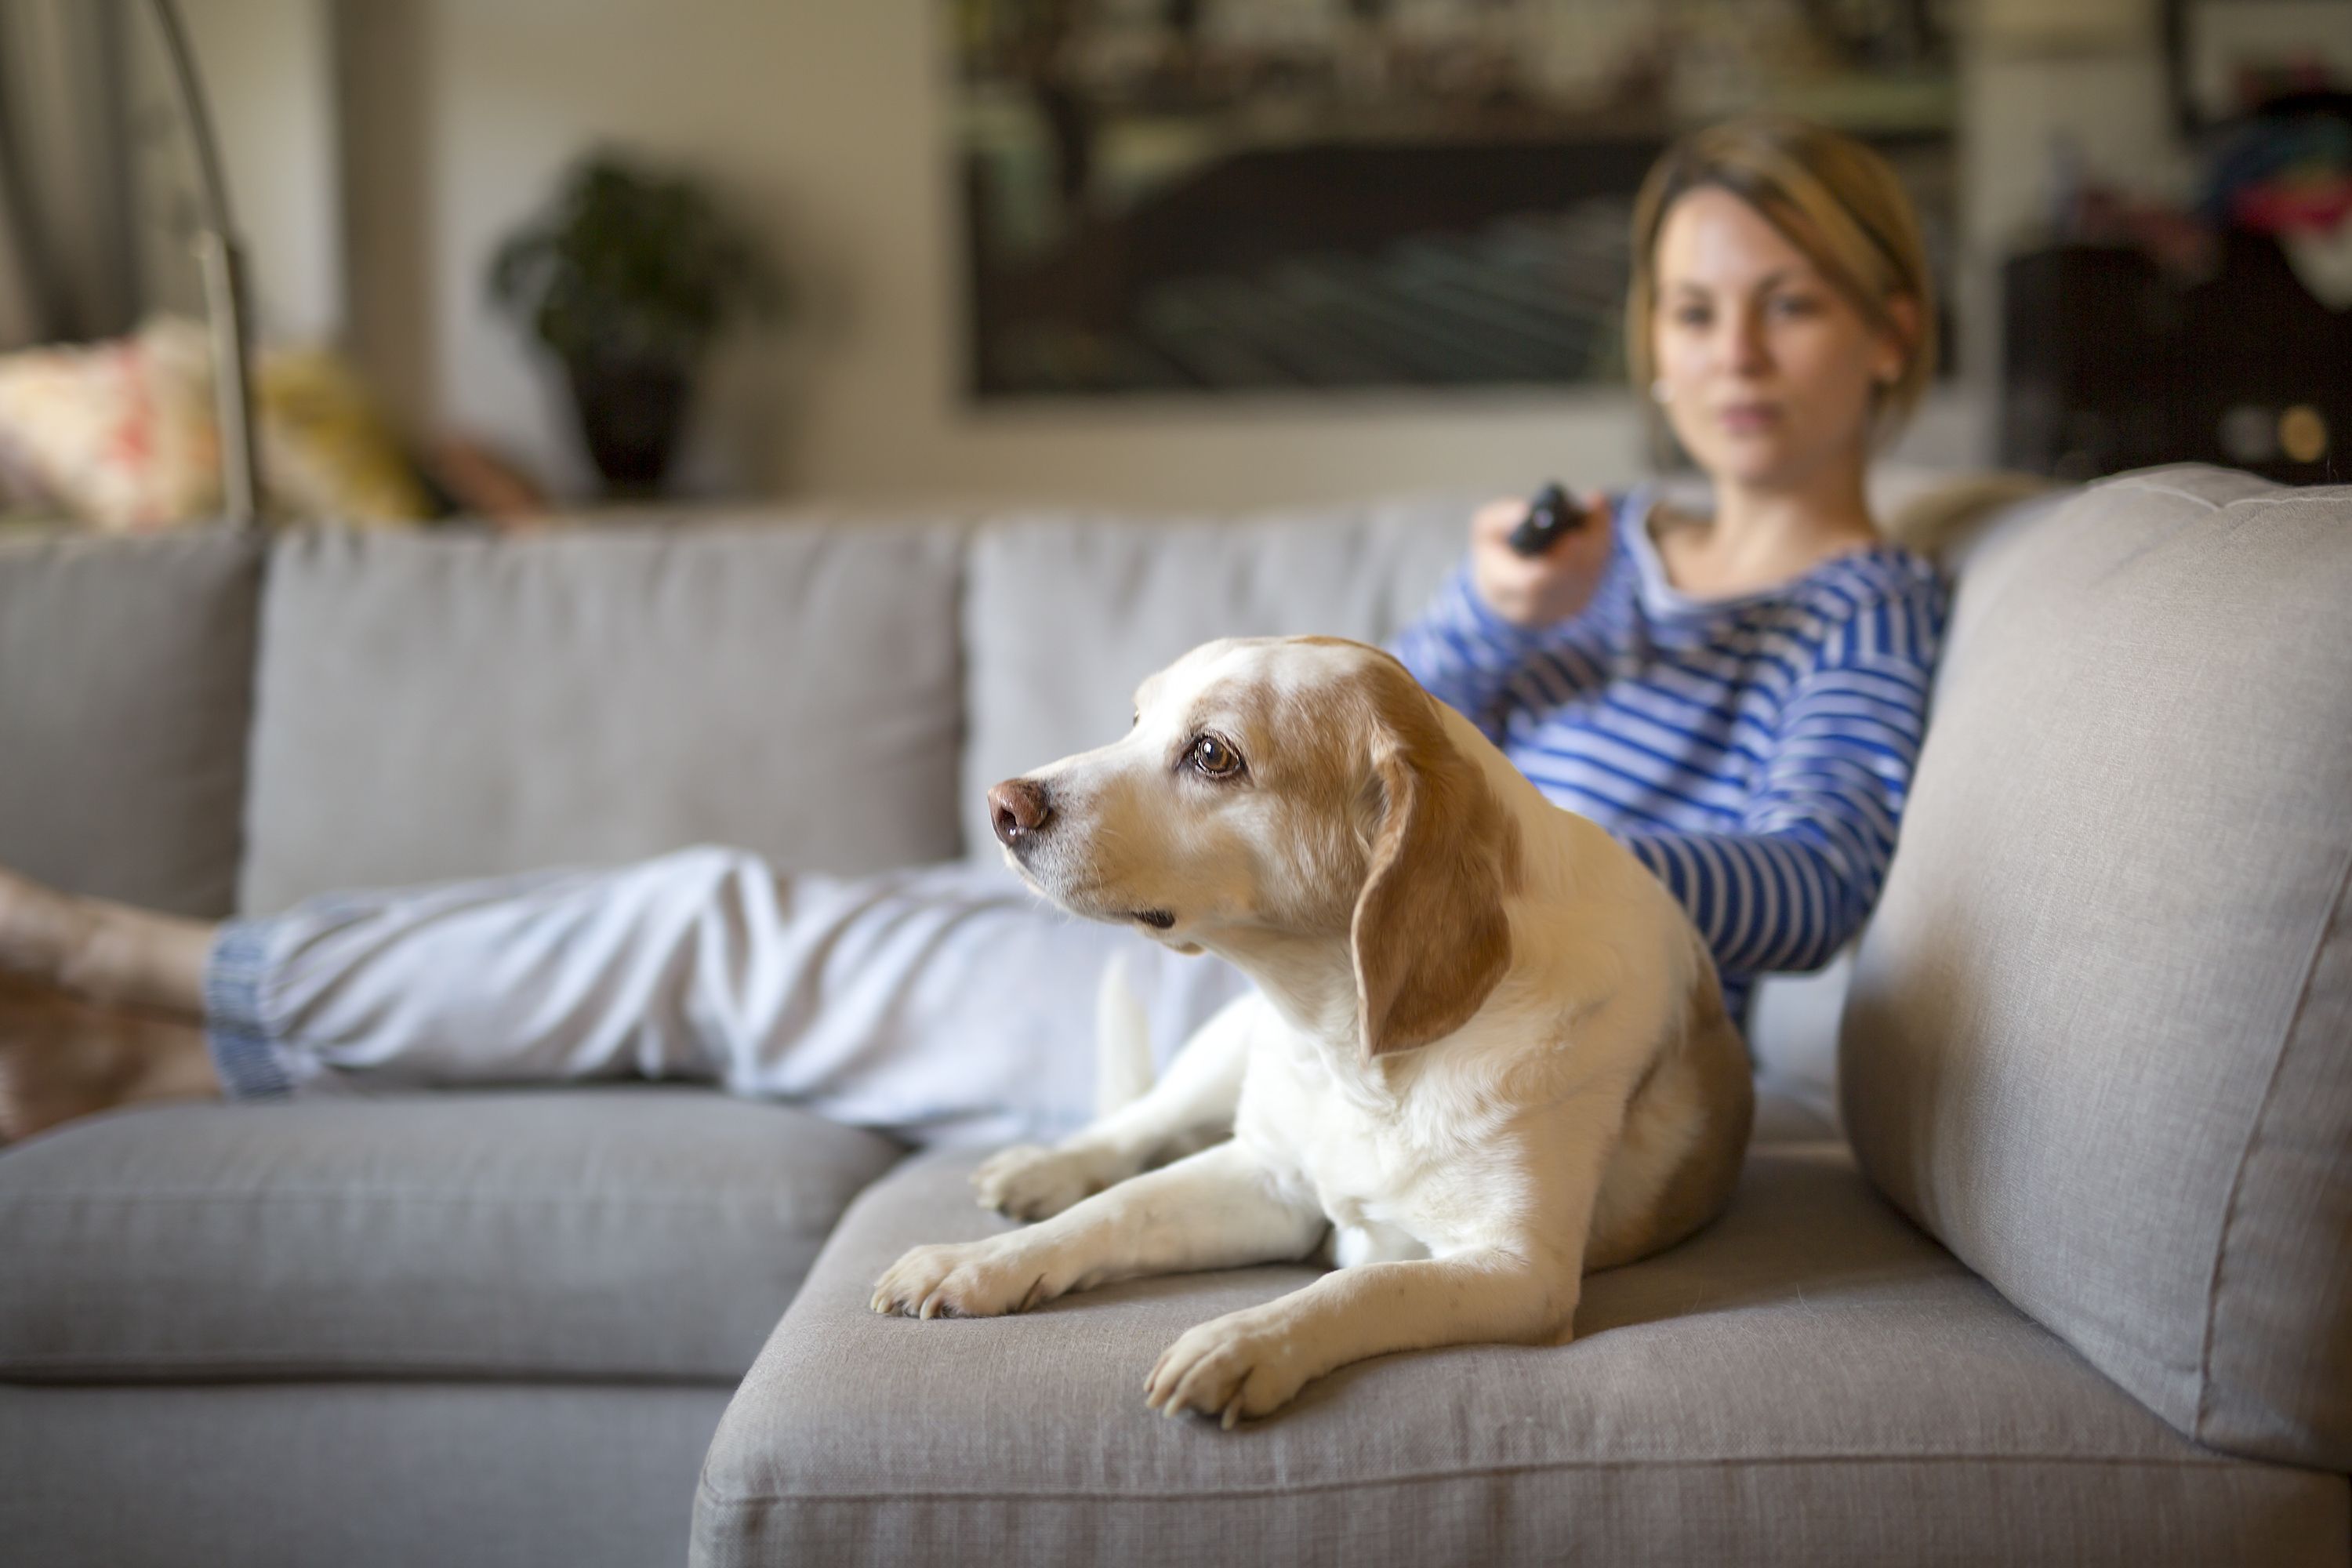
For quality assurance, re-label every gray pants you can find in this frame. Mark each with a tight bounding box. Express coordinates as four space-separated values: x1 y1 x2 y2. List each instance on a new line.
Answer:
202 848 1254 1148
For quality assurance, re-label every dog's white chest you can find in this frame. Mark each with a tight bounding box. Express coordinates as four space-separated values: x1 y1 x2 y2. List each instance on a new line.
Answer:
1241 1053 1460 1266
1305 1134 1439 1265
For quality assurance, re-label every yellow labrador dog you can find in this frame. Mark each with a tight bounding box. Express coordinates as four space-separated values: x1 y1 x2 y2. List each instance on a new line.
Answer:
871 635 1751 1426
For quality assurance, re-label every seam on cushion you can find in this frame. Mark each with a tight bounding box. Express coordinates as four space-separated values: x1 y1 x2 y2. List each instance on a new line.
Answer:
2101 477 2229 512
223 534 270 915
693 1451 2267 1511
2207 492 2350 510
2097 476 2340 513
2194 844 2352 1442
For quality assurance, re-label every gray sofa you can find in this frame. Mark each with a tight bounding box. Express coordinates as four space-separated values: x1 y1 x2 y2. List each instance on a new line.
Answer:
1 464 2345 1566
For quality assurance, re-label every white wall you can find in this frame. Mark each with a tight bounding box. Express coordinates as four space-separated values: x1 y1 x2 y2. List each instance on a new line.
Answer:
175 0 343 343
330 0 2017 512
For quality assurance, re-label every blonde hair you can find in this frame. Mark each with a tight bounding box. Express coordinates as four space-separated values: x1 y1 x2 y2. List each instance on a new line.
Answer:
1625 114 1937 449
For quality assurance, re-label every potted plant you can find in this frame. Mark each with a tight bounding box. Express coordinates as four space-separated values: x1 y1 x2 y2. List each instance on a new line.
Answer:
490 151 782 497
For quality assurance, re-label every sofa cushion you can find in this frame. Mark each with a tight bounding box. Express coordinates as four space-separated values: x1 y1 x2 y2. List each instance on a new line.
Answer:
0 525 260 917
1842 465 2352 1471
691 1144 2344 1568
0 1089 904 1381
239 517 966 914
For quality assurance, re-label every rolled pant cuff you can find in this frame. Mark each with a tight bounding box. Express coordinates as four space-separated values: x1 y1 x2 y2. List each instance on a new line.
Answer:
203 916 295 1101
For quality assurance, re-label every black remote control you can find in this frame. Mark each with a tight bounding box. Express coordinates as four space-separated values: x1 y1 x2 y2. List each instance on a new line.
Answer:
1506 482 1584 557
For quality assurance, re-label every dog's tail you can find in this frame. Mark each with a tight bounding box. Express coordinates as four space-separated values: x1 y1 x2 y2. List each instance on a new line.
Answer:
1094 951 1157 1116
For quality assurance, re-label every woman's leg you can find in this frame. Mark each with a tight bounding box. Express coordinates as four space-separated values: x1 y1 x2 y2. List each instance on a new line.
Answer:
1 851 1252 1149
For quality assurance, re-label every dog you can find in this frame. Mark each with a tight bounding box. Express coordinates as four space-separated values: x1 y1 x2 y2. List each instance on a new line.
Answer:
870 635 1752 1427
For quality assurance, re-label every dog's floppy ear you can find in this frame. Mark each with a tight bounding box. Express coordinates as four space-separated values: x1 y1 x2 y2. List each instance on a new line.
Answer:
1351 679 1514 1062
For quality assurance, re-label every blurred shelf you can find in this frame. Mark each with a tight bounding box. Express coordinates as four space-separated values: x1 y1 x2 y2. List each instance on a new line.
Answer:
1999 234 2350 484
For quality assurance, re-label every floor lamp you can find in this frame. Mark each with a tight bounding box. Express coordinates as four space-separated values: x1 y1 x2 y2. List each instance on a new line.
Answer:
144 0 259 528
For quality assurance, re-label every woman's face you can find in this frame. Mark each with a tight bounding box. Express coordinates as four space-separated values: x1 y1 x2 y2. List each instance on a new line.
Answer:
1649 186 1912 492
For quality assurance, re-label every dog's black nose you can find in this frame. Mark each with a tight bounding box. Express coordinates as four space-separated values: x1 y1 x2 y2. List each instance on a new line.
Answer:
988 778 1051 846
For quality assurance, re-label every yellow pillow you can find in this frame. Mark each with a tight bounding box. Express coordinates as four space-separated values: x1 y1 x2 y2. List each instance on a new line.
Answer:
256 345 430 524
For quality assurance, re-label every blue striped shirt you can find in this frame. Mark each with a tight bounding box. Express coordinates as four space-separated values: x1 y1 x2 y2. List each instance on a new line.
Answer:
1391 487 1949 1029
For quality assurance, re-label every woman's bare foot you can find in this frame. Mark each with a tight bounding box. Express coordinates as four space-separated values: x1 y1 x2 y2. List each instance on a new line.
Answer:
0 865 94 981
0 972 220 1142
0 867 220 1138
0 865 212 1018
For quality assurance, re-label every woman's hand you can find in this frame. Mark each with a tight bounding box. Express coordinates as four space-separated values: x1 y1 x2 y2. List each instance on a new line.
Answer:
1466 490 1613 627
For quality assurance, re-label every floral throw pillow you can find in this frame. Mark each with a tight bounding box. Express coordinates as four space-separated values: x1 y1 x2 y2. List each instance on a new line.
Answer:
0 318 217 529
0 315 430 528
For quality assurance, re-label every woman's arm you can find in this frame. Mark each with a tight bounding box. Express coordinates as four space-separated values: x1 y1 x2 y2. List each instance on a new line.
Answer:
1613 590 1941 978
1392 492 1623 742
1390 567 1563 742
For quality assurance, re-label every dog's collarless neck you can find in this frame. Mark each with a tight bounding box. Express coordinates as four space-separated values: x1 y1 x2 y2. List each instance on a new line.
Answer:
1207 932 1359 1050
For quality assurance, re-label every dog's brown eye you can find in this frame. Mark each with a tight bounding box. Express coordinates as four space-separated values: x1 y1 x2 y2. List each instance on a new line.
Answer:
1189 735 1242 778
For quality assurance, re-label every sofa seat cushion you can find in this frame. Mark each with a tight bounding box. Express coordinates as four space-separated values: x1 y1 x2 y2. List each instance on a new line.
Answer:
1751 1076 1837 1141
0 1089 904 1382
691 1145 2347 1568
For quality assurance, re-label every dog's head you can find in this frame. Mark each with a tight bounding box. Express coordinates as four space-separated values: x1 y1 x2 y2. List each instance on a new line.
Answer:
989 636 1517 1062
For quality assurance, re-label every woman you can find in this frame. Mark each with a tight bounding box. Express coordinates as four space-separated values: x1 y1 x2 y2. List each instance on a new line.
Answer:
1396 112 1941 1032
0 114 1946 1146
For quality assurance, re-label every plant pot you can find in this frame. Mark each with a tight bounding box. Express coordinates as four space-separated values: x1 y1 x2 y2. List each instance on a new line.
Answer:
564 353 694 497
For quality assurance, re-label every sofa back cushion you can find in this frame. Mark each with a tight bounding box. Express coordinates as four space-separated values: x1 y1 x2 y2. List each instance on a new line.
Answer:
960 497 1469 855
240 518 965 913
1840 465 2352 1469
0 526 260 916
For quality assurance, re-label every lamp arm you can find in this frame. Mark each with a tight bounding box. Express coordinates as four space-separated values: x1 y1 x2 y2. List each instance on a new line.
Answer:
143 0 260 528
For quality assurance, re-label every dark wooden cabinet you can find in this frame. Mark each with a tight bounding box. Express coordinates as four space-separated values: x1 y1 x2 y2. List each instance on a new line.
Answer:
2000 234 2350 484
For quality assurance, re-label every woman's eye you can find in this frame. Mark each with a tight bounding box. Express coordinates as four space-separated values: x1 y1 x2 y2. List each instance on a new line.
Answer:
1675 307 1709 327
1769 295 1819 318
1189 735 1242 778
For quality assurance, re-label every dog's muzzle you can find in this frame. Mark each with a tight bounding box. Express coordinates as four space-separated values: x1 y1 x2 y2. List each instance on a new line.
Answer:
987 774 1174 932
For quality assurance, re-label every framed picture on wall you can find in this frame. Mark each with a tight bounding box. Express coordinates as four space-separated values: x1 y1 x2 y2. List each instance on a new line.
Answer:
947 0 1960 401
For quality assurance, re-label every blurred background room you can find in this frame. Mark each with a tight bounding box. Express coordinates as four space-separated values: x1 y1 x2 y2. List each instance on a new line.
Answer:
0 0 2344 527
4 17 2352 1563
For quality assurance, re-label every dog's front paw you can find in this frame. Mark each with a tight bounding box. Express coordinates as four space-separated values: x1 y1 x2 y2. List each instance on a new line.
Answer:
971 1142 1131 1221
1145 1309 1312 1429
869 1239 1056 1319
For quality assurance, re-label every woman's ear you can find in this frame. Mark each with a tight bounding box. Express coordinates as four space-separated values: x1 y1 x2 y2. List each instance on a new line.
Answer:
1351 691 1515 1063
1875 292 1922 385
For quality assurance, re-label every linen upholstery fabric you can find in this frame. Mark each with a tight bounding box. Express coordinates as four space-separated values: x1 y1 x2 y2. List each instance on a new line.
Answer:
1841 466 2352 1470
691 1145 2346 1568
238 517 966 913
0 1089 902 1380
0 524 260 916
959 497 1469 857
0 1381 730 1568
